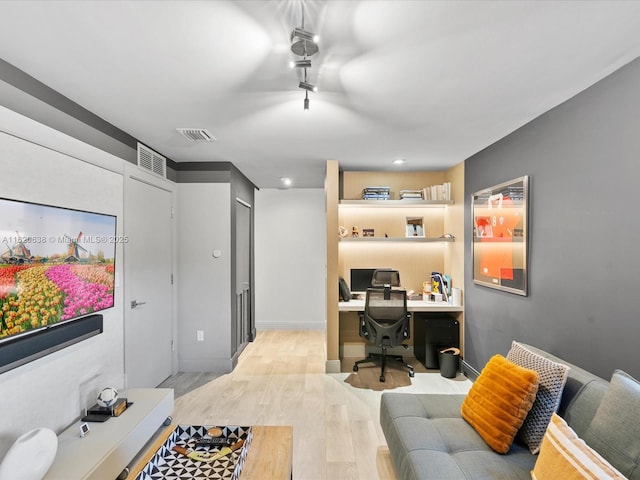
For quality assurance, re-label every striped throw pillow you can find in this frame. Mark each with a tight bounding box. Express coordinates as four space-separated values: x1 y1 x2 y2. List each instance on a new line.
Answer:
531 413 626 479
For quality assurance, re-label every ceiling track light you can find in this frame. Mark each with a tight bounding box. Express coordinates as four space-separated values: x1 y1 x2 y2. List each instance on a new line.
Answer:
299 81 317 92
290 27 319 57
290 27 319 44
290 1 318 111
291 39 318 57
289 58 312 69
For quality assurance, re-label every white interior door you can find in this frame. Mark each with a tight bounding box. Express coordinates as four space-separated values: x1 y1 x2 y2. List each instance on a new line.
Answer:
124 175 173 388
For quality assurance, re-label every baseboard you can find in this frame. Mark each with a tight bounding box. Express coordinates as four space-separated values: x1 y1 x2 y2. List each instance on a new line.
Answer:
325 359 341 374
461 360 479 381
178 357 233 373
255 321 326 331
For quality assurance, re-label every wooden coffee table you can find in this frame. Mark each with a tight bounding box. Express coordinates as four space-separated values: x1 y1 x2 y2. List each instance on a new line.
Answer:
129 424 293 479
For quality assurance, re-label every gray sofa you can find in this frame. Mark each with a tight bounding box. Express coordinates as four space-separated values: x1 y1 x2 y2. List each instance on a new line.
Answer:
380 344 610 480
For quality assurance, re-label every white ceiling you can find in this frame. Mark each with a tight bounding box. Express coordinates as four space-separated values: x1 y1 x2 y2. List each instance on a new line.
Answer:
1 0 639 188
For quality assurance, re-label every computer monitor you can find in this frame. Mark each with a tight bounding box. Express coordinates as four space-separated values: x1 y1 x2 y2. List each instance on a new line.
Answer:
349 268 377 294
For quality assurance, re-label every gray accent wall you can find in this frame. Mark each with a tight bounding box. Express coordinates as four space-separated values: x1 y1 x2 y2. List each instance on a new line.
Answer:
464 57 640 381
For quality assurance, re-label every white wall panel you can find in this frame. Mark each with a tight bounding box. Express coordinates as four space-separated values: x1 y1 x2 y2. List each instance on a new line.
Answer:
0 110 125 458
176 183 232 371
255 189 326 330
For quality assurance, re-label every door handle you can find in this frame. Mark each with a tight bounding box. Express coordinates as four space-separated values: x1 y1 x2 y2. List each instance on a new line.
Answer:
131 300 147 309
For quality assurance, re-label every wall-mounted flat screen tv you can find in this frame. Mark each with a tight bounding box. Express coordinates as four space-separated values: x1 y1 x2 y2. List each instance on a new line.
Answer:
0 197 116 346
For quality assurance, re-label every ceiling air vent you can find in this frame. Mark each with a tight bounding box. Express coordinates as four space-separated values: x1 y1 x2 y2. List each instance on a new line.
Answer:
137 143 166 178
176 128 215 142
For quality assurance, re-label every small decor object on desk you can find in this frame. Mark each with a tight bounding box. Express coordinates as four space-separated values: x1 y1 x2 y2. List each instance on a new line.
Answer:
362 228 374 237
0 427 58 480
430 272 449 302
422 281 431 301
97 386 118 408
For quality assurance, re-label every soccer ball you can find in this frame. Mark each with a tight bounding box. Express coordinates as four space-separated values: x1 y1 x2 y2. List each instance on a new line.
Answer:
96 387 118 408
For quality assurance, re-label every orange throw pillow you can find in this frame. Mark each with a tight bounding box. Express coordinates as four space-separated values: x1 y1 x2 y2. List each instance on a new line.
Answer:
461 354 539 454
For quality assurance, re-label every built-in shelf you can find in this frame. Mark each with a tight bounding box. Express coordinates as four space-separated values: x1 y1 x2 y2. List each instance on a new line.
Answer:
339 199 453 207
340 236 455 242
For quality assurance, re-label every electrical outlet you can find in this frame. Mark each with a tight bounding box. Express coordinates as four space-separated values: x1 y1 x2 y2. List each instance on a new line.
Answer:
197 330 204 342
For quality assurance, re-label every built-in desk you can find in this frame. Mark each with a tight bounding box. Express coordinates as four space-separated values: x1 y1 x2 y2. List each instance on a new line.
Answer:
339 299 463 313
338 300 463 363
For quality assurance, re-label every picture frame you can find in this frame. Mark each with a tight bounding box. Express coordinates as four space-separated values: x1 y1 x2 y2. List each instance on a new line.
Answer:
472 175 529 296
362 228 375 237
405 216 425 237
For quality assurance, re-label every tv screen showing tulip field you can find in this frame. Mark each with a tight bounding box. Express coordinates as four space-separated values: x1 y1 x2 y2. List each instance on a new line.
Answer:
0 197 117 343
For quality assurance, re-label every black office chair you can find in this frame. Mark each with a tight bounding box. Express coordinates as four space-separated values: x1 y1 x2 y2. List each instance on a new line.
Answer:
371 268 401 288
353 286 414 382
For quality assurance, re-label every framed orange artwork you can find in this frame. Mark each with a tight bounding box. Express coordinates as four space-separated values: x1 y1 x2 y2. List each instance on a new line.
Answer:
472 176 529 296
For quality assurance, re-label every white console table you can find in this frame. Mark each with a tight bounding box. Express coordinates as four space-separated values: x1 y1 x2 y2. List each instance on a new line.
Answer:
44 388 174 480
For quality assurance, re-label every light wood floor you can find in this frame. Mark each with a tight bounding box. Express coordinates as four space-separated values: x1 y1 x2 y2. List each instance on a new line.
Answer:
171 330 471 480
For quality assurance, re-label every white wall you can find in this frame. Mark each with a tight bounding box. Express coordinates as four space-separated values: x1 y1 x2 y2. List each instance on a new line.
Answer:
254 188 326 330
0 107 126 457
177 183 232 371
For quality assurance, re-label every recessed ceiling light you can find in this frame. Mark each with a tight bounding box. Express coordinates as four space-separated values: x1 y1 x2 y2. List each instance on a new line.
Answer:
280 177 292 186
393 158 406 165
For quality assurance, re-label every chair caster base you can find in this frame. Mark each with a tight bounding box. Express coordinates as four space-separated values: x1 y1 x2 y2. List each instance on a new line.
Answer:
353 365 359 372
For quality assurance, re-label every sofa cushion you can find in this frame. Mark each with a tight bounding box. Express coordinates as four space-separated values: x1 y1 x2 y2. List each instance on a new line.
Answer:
532 413 626 479
583 369 640 479
507 341 570 454
461 354 539 454
380 392 536 480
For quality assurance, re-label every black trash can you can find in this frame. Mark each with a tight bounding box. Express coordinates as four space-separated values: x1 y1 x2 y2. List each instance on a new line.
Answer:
438 347 460 378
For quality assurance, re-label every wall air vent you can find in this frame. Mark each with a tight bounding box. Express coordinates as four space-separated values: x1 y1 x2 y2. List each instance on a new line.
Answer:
176 128 215 142
137 143 166 178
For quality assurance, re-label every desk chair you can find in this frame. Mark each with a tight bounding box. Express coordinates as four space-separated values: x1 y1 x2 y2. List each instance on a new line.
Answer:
353 286 414 382
371 268 401 288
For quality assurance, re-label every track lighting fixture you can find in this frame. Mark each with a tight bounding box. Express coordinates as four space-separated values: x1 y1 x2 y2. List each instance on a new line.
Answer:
299 81 317 92
290 1 319 111
290 27 319 44
290 28 319 56
289 58 312 69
